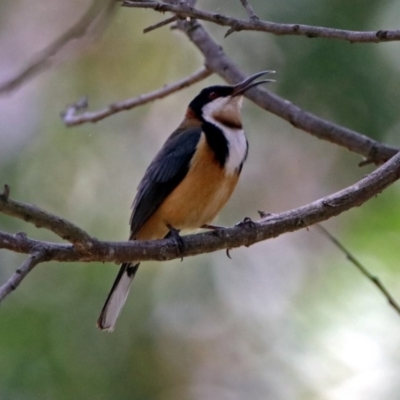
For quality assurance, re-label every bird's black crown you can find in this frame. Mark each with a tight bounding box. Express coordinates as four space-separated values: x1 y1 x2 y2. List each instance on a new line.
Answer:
188 85 234 121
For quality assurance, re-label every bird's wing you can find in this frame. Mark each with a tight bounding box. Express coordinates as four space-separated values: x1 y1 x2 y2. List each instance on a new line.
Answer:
129 126 202 237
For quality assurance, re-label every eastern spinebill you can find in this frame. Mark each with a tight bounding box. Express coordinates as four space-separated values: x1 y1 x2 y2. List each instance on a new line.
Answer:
97 71 274 331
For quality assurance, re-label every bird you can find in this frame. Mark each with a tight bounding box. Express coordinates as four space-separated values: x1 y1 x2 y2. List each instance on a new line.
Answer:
97 71 274 331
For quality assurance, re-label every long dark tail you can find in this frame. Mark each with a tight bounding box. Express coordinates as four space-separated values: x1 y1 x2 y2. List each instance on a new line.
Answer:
97 262 140 331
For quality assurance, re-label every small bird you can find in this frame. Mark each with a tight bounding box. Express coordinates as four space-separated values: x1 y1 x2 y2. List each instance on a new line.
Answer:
97 71 274 331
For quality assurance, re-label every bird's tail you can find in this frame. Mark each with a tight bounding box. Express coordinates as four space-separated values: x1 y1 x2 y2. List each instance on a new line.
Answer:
97 262 140 332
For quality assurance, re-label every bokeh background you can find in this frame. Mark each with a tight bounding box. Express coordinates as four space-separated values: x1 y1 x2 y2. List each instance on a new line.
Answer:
1 0 400 399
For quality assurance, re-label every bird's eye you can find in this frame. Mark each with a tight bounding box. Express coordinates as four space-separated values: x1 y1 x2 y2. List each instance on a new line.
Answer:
208 91 218 100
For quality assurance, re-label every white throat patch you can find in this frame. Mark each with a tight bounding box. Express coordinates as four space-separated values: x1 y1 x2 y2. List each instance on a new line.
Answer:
204 115 248 175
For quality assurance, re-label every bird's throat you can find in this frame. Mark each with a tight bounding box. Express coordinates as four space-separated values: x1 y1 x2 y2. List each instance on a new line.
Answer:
203 120 248 175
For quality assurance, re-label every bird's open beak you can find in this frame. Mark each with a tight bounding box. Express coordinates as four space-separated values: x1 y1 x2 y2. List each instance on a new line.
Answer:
232 70 275 96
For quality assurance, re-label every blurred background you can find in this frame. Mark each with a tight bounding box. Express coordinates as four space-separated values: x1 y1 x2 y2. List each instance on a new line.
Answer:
1 0 400 399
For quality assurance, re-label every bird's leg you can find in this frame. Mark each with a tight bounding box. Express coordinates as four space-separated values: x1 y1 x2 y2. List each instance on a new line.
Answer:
166 224 184 257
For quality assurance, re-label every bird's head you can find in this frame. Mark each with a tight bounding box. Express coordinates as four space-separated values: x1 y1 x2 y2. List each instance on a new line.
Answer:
185 71 274 129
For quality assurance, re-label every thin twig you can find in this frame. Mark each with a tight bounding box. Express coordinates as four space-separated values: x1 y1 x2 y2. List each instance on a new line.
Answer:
0 232 50 255
177 18 398 164
0 188 95 248
144 15 179 33
0 0 116 95
239 0 258 20
62 66 212 126
0 250 47 303
122 1 400 44
316 224 400 315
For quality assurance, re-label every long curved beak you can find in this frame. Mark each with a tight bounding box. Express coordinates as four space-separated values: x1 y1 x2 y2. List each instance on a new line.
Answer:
232 70 275 96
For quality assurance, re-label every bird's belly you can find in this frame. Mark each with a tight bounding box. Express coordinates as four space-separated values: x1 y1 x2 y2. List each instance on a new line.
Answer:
136 135 240 240
163 173 238 230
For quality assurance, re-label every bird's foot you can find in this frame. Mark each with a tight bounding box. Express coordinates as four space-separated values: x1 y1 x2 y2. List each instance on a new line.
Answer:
235 216 258 228
166 224 184 259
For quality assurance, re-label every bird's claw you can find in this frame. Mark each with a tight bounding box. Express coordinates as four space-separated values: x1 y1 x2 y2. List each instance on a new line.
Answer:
235 216 257 228
166 224 184 260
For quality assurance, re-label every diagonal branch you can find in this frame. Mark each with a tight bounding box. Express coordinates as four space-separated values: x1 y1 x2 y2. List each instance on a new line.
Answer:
0 185 95 248
239 0 259 20
0 250 47 303
143 15 179 33
122 1 400 44
0 0 116 95
316 224 400 315
176 18 398 164
62 66 212 126
249 90 398 165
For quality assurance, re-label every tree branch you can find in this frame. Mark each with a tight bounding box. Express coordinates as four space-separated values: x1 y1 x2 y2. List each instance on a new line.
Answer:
239 0 259 21
316 224 400 315
122 1 400 44
176 18 398 164
0 250 47 303
62 66 212 126
0 185 95 248
0 232 48 255
143 15 179 33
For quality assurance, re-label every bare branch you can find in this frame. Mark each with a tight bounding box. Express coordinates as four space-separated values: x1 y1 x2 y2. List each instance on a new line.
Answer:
0 0 116 95
176 19 398 164
62 6 398 163
239 0 259 20
122 1 400 44
0 188 95 248
144 15 179 33
316 224 400 316
62 66 212 126
0 250 47 303
1 149 400 268
0 232 47 254
249 89 398 164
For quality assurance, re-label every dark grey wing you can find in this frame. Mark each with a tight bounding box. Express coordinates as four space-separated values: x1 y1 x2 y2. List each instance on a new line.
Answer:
129 126 202 237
